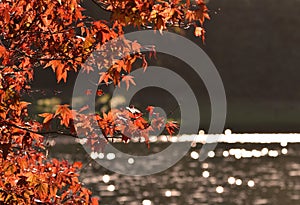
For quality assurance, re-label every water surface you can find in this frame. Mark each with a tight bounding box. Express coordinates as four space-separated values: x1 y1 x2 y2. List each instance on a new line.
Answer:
49 138 300 205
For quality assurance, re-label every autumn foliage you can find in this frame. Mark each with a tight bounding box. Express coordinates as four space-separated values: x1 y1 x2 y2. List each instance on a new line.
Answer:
0 0 209 204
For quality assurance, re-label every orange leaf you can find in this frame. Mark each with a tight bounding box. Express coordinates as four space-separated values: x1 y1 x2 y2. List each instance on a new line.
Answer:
55 104 72 127
83 35 95 51
96 89 103 96
146 106 154 117
73 161 82 169
49 186 58 198
156 16 165 34
99 72 111 85
122 75 136 90
39 113 54 124
165 121 179 136
41 15 52 27
35 182 48 200
186 0 190 7
56 64 67 83
91 197 99 205
0 45 6 58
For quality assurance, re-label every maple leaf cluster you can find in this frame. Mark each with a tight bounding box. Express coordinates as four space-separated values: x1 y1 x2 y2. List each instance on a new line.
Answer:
0 0 101 203
0 0 209 203
104 0 210 41
38 105 177 150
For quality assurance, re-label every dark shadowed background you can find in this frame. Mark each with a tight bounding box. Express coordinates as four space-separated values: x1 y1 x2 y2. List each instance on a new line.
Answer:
30 0 300 133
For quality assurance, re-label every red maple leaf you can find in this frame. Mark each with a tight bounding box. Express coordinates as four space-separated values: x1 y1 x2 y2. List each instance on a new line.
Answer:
122 75 136 90
146 106 154 117
165 121 179 136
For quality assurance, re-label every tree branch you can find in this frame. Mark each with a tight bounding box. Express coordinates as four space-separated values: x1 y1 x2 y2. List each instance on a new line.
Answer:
6 122 79 138
5 121 123 140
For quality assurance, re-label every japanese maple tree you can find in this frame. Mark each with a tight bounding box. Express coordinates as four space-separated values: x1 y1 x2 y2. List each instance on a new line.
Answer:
0 0 209 204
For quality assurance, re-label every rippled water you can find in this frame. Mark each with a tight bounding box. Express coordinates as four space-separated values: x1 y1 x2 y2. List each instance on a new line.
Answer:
49 140 300 205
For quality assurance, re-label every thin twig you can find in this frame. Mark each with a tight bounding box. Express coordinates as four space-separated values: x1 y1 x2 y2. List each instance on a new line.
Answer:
5 121 123 140
5 122 79 138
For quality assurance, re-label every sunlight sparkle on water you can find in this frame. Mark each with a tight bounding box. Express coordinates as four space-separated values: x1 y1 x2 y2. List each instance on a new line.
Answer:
165 190 172 197
228 177 235 185
248 180 255 187
98 153 105 159
281 141 288 147
235 153 242 159
107 153 116 160
190 151 199 159
236 179 242 186
102 175 110 183
142 199 152 205
252 149 262 158
107 185 115 192
202 163 209 169
224 129 232 135
90 152 98 159
281 148 288 154
223 151 229 157
216 186 224 193
208 151 215 158
128 158 135 164
179 133 300 143
202 171 210 178
198 130 205 135
149 136 157 142
229 149 237 155
268 150 279 157
261 148 269 156
241 149 252 158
